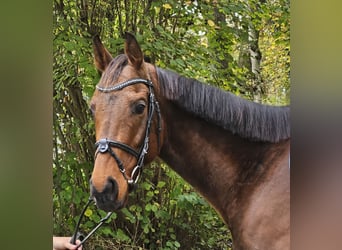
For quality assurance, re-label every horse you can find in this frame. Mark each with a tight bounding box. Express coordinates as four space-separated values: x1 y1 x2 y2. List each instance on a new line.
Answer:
89 32 290 250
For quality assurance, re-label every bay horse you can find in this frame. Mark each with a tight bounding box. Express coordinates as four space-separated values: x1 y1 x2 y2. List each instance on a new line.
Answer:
89 33 290 249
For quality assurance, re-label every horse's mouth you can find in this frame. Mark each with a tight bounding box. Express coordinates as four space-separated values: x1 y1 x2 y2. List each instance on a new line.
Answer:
92 195 127 212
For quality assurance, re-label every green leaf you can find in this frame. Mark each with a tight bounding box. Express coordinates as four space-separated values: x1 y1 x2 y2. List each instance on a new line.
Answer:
115 229 131 243
157 181 166 188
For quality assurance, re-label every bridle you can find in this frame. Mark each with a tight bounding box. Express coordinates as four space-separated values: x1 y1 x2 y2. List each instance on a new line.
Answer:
70 78 162 248
94 78 161 188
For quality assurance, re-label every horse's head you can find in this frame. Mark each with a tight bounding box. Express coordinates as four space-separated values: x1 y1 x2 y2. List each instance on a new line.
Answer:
89 33 163 211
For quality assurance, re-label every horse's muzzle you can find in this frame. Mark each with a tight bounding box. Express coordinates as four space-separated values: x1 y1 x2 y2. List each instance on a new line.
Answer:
90 177 124 211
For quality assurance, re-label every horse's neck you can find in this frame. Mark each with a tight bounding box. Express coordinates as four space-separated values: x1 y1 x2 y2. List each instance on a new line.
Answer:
159 102 289 224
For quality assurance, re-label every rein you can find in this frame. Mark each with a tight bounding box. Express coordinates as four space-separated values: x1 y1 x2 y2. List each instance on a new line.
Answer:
70 198 113 248
70 78 161 248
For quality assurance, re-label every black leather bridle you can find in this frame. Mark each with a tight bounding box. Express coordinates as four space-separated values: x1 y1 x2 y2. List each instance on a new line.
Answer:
94 78 161 188
70 78 161 248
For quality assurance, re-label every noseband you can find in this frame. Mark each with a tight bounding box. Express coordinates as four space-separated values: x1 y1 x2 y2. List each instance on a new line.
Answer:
94 78 161 188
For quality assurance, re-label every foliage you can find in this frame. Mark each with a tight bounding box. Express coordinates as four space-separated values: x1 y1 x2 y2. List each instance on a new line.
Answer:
53 0 289 249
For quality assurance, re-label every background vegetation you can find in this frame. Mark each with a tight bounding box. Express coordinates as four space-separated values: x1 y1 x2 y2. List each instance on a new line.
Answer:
53 0 289 249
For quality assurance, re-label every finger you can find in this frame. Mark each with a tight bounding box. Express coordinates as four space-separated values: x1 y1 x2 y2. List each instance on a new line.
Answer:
74 240 83 250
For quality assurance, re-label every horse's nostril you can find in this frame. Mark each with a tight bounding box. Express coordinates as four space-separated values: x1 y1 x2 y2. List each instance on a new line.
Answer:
106 177 118 195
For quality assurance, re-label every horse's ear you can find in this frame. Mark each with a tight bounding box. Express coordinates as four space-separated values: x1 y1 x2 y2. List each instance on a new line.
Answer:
92 35 113 73
124 32 143 69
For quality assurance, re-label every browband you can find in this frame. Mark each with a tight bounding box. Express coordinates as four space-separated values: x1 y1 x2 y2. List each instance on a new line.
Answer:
96 78 153 93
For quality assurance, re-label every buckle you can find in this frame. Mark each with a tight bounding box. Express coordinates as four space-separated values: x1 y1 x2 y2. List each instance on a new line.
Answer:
98 139 109 153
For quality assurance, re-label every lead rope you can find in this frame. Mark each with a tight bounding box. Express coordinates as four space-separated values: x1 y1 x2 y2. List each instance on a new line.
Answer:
70 198 113 249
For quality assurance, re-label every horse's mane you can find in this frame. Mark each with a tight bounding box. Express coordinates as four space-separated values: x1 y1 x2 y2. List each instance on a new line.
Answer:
99 54 128 87
99 55 290 143
156 68 290 143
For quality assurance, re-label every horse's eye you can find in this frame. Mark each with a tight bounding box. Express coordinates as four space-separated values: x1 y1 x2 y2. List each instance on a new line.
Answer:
133 101 146 115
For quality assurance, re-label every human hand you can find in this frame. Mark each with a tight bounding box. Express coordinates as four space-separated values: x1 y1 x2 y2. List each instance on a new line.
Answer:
53 236 83 250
